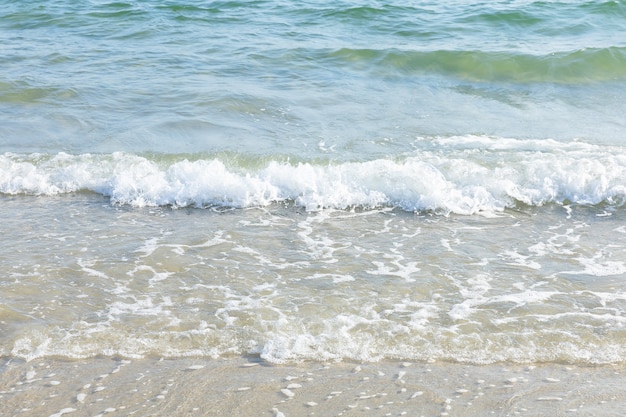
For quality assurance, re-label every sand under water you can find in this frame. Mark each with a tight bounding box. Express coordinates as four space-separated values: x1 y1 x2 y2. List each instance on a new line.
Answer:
1 357 625 417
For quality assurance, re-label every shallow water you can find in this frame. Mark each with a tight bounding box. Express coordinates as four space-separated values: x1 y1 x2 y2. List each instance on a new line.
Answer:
2 0 626 368
2 194 626 365
2 0 626 155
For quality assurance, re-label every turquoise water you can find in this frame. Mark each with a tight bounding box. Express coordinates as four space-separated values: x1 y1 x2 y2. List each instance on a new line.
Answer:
2 0 625 158
2 1 626 364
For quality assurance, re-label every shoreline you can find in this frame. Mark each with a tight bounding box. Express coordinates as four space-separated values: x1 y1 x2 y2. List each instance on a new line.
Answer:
1 357 625 416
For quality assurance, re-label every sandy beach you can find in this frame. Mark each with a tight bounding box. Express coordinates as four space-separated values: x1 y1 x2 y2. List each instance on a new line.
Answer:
1 356 625 417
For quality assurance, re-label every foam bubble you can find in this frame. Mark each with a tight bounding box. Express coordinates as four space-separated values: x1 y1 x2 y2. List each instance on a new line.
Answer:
306 273 355 283
568 257 626 276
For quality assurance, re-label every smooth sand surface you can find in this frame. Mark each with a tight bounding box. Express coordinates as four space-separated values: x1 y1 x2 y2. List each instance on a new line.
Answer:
1 357 625 416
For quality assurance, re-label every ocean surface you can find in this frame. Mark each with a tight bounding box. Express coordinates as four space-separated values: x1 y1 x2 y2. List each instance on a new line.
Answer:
1 0 626 366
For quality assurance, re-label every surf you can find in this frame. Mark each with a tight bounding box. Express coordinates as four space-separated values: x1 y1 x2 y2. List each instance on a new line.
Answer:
2 136 626 214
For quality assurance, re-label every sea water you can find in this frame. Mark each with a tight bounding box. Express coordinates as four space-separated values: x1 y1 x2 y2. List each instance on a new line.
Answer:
1 1 626 366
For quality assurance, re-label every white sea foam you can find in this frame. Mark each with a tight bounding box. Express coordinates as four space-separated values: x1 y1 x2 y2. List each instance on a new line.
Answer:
2 137 626 214
568 256 626 276
106 295 174 322
306 273 355 283
449 290 559 321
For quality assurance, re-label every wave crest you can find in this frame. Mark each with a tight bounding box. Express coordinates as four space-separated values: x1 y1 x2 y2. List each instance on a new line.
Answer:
325 47 626 82
2 137 626 214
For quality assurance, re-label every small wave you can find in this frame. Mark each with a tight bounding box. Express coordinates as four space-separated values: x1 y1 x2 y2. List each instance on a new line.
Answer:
324 47 626 83
0 80 78 105
2 137 626 214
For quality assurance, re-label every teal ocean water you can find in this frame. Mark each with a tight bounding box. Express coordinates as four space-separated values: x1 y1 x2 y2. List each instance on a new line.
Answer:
1 1 626 365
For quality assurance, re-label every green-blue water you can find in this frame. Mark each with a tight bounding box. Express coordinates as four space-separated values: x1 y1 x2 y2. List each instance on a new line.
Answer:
1 1 626 366
2 0 625 157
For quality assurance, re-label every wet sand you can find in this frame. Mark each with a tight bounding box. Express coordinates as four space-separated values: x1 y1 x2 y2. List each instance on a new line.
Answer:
1 357 625 417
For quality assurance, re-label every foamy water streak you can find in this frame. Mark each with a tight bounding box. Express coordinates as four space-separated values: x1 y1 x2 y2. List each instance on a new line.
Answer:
2 137 625 214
